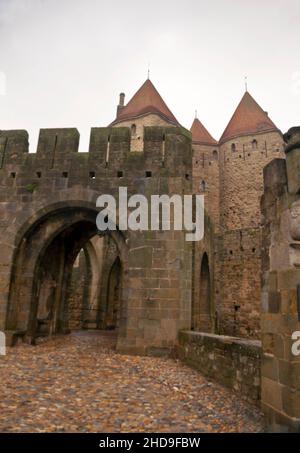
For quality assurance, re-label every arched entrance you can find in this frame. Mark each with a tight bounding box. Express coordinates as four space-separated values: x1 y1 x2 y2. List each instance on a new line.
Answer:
192 252 212 331
199 253 211 317
5 204 128 344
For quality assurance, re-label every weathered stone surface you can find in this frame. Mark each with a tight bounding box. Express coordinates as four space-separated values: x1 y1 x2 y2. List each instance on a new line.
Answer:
261 126 300 432
0 126 193 355
178 330 261 404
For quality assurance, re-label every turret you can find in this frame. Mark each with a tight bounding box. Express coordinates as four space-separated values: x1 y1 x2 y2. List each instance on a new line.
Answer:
109 79 180 151
219 90 284 230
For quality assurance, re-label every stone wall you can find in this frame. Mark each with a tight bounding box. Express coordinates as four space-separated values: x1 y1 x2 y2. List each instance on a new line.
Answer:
190 130 285 341
192 215 216 333
112 113 171 152
192 143 220 231
215 228 262 338
261 127 300 432
193 132 284 339
178 330 261 403
219 131 284 231
213 131 285 339
97 235 119 329
68 249 88 330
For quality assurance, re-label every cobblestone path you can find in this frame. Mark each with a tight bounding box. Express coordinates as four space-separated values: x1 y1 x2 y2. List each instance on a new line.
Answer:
0 331 264 432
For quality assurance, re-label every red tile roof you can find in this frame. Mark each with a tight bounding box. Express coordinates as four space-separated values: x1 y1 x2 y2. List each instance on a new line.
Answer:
190 118 217 145
220 91 278 143
110 79 179 126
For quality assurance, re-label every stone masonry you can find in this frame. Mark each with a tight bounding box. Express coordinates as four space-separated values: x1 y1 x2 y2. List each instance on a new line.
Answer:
261 127 300 432
0 125 193 355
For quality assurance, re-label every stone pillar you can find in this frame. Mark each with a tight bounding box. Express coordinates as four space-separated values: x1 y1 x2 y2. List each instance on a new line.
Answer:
261 127 300 432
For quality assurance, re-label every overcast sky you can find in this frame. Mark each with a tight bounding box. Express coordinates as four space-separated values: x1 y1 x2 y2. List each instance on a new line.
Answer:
0 0 299 152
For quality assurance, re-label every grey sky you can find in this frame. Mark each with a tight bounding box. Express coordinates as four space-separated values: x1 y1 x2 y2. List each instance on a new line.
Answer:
0 0 299 152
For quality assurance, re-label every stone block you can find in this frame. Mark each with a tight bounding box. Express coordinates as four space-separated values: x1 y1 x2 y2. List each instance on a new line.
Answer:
262 353 278 380
261 377 283 411
268 292 281 313
282 386 300 418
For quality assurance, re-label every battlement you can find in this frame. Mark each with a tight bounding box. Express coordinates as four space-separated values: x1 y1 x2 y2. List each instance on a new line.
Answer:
0 126 192 183
0 130 29 168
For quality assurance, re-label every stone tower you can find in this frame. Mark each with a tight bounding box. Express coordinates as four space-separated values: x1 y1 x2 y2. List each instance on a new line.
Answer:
189 90 284 337
221 92 283 337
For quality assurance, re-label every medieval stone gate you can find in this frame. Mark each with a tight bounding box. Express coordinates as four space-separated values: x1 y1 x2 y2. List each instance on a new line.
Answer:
0 125 192 355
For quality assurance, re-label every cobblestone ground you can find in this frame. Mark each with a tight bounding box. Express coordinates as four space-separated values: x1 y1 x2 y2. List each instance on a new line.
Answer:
0 331 264 433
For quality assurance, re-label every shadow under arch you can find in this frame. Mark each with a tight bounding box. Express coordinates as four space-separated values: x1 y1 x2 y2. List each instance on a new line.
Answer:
105 256 122 330
6 201 128 344
199 252 211 317
192 251 212 331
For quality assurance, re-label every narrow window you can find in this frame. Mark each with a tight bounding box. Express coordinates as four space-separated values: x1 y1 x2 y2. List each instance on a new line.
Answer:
131 124 136 135
200 180 206 192
51 134 58 169
213 150 218 160
145 171 152 178
105 135 110 167
162 134 166 166
252 139 258 149
231 143 236 152
89 171 96 179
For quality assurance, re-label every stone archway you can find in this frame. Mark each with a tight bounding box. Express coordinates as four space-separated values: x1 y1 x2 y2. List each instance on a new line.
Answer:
5 204 128 344
67 236 105 331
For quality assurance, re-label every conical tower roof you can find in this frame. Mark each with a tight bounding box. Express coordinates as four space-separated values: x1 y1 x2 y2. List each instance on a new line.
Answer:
110 79 179 126
190 118 217 145
220 91 278 143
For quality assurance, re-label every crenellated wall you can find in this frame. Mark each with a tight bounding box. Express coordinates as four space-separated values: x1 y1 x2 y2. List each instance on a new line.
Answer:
0 126 192 178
